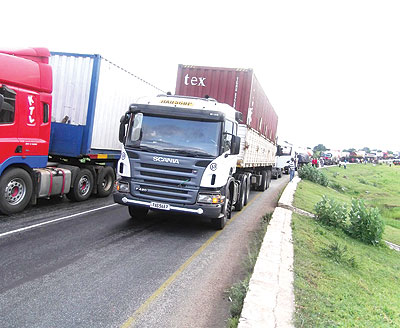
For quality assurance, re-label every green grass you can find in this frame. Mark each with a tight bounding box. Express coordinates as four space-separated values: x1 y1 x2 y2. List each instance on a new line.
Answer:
292 164 400 327
294 164 400 245
292 213 400 327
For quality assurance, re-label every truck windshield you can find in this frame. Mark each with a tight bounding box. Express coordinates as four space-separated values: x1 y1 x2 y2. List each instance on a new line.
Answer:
126 114 221 158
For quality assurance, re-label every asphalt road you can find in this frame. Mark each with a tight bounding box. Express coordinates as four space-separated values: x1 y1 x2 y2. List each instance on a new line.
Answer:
0 175 289 328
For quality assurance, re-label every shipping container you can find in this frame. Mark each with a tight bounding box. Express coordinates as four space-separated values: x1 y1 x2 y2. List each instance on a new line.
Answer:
49 52 164 157
175 64 278 143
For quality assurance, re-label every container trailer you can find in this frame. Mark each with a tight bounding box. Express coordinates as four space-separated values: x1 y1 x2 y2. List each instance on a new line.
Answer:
0 48 162 214
114 65 278 229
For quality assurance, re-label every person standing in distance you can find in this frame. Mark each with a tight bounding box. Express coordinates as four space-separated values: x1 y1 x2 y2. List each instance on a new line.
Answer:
289 158 296 182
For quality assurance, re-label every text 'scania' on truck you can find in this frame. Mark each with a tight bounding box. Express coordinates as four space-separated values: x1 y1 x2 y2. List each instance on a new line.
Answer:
114 65 279 229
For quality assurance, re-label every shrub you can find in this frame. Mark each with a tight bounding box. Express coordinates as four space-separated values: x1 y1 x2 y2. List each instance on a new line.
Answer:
314 195 348 229
321 241 358 268
347 199 384 245
298 164 329 186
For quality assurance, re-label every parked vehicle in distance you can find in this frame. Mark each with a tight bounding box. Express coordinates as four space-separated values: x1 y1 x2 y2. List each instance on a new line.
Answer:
276 141 296 174
0 48 162 214
114 65 278 229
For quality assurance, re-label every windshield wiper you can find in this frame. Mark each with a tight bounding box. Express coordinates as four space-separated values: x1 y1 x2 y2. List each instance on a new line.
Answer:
129 145 162 153
164 148 213 158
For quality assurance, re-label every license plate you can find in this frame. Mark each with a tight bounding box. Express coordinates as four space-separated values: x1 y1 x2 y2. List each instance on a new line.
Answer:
150 201 170 211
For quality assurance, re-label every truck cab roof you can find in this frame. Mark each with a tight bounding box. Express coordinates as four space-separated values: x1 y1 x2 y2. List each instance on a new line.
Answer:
0 48 52 93
135 94 240 123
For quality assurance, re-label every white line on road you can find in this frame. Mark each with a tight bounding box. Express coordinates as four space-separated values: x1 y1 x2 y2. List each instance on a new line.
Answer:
0 203 119 239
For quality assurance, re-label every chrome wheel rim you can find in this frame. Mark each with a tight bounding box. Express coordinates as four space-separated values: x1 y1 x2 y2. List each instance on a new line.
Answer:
78 175 91 196
5 178 26 205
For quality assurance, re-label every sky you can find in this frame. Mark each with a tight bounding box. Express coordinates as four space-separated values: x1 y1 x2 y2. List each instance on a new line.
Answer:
3 0 400 152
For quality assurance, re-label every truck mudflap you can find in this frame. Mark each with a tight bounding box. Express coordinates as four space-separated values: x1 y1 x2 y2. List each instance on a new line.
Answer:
113 193 222 218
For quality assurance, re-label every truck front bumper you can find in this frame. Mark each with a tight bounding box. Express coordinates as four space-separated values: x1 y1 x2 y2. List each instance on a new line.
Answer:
113 192 223 218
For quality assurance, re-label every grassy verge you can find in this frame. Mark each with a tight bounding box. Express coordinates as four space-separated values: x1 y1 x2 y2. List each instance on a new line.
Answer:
226 213 272 328
293 164 400 327
294 164 400 245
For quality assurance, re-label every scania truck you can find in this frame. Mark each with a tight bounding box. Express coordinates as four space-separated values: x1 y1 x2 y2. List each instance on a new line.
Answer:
0 48 162 214
114 65 278 229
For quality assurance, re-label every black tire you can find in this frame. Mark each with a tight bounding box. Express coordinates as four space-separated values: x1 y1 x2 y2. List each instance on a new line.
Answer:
212 189 231 230
0 168 33 215
66 168 94 202
257 170 268 191
243 175 251 205
234 175 245 211
266 170 271 189
128 206 149 219
97 166 115 197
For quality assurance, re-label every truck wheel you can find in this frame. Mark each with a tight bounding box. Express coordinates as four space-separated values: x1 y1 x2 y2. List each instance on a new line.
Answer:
0 168 33 215
128 206 149 219
67 168 94 202
212 189 231 230
243 175 251 205
97 166 115 197
266 170 271 189
258 170 268 191
234 175 245 211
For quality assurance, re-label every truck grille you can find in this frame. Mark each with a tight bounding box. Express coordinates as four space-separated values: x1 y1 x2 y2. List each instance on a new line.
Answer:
129 153 208 205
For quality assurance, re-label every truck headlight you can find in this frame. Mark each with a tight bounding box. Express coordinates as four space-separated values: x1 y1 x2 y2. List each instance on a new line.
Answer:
116 181 130 193
198 193 223 204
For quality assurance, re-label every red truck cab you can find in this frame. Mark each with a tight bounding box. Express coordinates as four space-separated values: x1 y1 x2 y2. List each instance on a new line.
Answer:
0 48 53 213
0 48 52 173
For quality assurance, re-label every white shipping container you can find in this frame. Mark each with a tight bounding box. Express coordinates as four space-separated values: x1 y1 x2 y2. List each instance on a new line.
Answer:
49 52 164 154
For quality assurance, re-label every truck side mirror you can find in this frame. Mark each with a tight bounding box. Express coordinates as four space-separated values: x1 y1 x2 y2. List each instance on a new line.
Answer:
119 114 129 143
231 135 241 155
0 94 4 110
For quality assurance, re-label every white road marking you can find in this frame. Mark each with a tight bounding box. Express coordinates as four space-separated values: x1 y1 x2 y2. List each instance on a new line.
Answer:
0 204 119 239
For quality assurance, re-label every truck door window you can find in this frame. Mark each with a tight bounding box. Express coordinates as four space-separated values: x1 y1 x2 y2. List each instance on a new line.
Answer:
0 85 16 124
222 120 234 153
128 113 143 142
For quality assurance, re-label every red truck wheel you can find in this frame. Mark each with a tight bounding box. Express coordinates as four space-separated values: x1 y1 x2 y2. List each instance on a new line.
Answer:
0 168 33 215
67 169 94 202
97 166 115 197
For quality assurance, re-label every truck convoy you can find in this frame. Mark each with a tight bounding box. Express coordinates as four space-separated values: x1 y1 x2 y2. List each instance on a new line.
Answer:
0 48 162 214
114 65 278 229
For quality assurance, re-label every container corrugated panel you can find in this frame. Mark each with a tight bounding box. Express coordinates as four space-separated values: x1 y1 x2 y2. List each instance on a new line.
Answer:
175 64 278 143
49 52 164 157
90 58 163 151
50 54 93 125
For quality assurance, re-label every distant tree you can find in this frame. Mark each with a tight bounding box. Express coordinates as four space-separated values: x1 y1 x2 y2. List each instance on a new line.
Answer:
313 144 327 152
362 147 371 153
343 148 356 153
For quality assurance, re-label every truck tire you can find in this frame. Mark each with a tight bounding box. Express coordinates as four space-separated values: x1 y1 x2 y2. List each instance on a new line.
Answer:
257 170 268 191
234 175 245 211
128 206 149 219
266 170 271 189
97 166 115 197
212 189 231 230
0 168 33 215
243 174 251 205
66 168 94 202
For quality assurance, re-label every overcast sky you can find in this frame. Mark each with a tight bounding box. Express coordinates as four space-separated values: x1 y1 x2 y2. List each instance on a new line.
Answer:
3 0 400 152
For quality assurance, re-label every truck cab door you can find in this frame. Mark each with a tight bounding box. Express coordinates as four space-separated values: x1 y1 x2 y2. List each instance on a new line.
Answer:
0 85 19 168
16 89 50 159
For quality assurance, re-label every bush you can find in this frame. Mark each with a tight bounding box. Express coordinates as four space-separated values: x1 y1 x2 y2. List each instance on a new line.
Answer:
347 199 384 245
298 164 329 186
321 241 358 268
314 195 348 229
